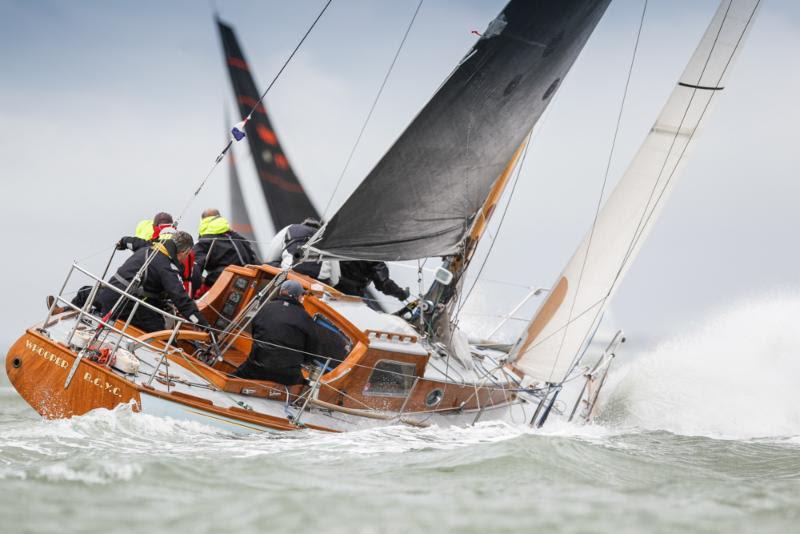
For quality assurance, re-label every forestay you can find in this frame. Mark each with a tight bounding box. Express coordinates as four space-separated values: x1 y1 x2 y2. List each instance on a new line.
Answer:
312 0 611 261
513 0 761 384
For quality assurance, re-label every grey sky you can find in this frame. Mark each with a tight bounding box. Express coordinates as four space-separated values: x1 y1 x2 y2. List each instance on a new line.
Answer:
0 0 797 346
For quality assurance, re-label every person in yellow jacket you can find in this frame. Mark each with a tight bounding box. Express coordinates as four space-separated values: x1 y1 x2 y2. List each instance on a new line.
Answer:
192 208 259 297
133 212 175 241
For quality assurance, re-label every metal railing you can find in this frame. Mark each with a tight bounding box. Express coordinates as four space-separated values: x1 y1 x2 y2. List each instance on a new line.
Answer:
567 329 625 423
42 261 192 391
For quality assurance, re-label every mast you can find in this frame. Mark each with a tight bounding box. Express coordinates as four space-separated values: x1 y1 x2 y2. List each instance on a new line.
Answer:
423 138 528 327
512 0 762 385
216 17 320 233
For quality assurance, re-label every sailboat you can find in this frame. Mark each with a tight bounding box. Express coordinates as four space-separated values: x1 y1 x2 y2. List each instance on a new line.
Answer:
5 0 760 434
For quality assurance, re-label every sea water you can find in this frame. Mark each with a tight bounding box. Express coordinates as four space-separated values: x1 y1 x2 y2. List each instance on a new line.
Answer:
2 295 799 533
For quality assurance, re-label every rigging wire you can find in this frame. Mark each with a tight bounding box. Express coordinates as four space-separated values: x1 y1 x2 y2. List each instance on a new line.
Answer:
454 131 532 320
557 0 759 380
547 0 648 380
452 70 569 326
175 0 334 225
321 0 425 219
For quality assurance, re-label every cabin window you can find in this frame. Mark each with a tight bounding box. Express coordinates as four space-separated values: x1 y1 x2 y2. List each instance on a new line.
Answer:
364 360 416 397
312 313 351 371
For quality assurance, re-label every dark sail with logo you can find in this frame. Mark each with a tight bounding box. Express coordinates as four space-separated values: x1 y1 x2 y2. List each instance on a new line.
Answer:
216 18 320 233
312 0 610 261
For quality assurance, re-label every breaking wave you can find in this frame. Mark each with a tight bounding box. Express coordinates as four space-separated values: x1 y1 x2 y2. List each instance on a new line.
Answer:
599 292 800 440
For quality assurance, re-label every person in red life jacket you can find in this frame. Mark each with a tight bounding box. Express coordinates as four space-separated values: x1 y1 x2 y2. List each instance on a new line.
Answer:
233 280 317 385
116 212 195 296
95 231 209 333
51 213 195 314
191 208 259 298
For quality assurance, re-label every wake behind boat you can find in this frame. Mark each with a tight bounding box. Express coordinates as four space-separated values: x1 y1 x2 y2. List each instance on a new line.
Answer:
5 0 760 434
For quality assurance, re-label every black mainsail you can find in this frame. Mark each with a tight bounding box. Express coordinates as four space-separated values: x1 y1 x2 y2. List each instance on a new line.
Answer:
312 0 611 261
216 18 320 232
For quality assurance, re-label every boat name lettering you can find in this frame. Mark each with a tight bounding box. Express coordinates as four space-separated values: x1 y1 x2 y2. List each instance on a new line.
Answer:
24 338 69 370
82 372 123 398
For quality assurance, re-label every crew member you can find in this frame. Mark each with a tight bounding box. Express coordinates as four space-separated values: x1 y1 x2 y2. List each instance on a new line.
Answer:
264 218 339 286
95 231 209 333
336 261 410 304
117 213 194 295
133 212 175 242
233 280 317 385
192 208 259 297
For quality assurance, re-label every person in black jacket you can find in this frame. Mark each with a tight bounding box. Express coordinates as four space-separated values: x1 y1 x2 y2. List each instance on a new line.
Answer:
263 218 340 286
95 231 209 333
233 280 317 385
191 209 259 296
336 260 410 304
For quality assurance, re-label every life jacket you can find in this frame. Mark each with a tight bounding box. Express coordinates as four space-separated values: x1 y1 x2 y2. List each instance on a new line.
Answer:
198 215 231 236
150 225 192 294
134 219 174 241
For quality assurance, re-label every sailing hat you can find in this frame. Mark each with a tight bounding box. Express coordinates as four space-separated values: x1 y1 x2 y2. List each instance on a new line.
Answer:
279 280 304 300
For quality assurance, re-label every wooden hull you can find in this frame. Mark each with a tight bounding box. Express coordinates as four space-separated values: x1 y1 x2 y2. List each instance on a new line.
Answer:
7 264 594 433
5 330 323 433
6 330 140 419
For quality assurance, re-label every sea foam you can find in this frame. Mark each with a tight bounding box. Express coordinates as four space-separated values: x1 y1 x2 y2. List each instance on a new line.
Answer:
599 292 800 439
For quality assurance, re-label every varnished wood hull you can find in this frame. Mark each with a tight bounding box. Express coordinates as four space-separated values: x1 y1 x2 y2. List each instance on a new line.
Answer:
6 330 140 419
4 330 325 433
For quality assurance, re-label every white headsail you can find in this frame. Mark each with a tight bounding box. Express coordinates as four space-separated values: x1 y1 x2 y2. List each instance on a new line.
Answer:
512 0 761 384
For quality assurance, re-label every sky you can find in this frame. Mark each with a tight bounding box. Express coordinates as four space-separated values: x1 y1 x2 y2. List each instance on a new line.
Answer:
0 0 798 348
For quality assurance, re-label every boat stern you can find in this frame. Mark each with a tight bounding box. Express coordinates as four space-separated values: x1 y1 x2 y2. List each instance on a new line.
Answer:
5 329 141 419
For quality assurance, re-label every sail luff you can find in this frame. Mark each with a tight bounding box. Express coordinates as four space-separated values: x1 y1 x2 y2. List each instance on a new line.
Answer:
216 18 320 233
512 0 761 385
313 0 612 262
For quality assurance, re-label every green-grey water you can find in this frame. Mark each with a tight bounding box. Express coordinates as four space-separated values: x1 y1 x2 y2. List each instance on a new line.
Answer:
2 377 799 533
3 294 800 533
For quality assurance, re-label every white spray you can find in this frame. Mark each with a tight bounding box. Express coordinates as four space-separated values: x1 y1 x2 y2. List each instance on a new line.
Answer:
599 292 800 439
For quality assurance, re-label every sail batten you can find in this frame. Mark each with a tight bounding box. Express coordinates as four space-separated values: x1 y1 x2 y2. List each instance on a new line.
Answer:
513 0 761 385
313 0 612 261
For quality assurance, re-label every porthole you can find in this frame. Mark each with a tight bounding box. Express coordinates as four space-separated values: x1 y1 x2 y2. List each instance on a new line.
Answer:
425 388 444 407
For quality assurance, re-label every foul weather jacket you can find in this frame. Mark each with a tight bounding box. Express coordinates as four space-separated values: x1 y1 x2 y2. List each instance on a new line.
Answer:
97 241 208 332
336 260 408 301
234 296 318 385
118 232 194 295
192 216 259 290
